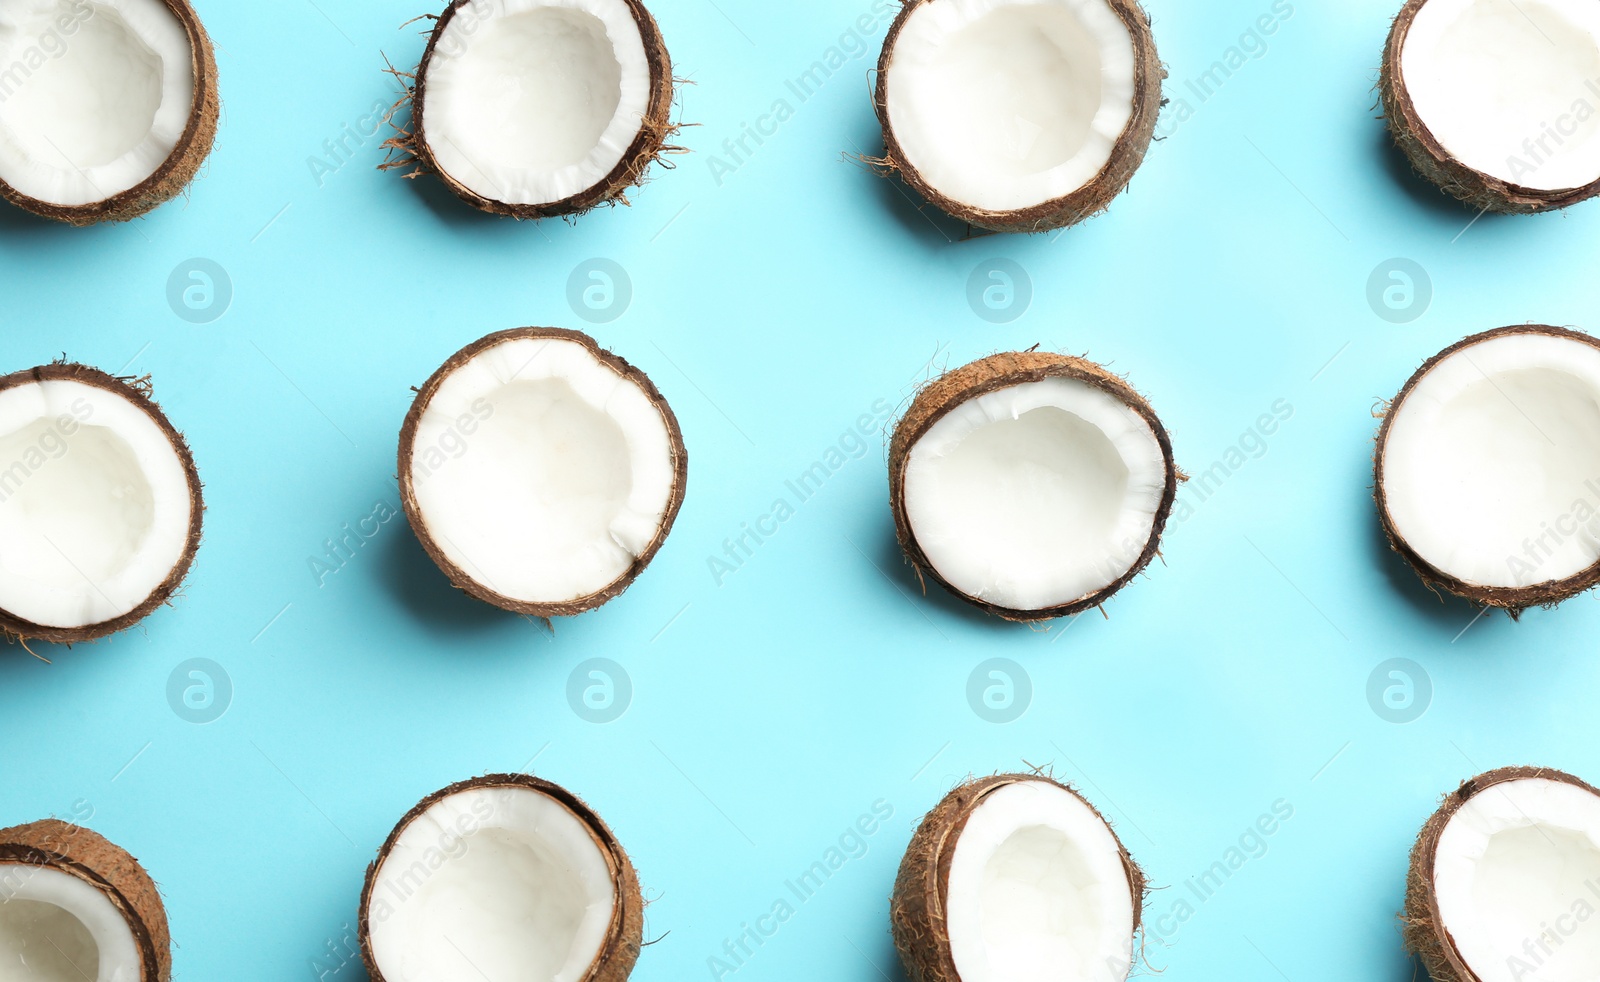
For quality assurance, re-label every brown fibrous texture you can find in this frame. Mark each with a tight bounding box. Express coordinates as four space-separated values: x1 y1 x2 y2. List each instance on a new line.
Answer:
397 327 687 618
0 0 219 225
891 773 1147 982
872 0 1165 233
383 0 681 219
0 362 204 645
1402 765 1600 982
1380 0 1600 214
359 773 644 982
1374 325 1600 613
0 818 171 981
888 350 1178 622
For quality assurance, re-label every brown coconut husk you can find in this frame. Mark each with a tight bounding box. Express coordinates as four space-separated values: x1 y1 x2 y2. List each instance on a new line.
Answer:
1380 0 1600 214
0 363 204 645
359 773 644 982
0 0 219 225
1374 325 1600 613
385 0 679 219
888 350 1178 622
1402 765 1600 981
872 0 1165 233
891 773 1147 982
398 328 687 618
0 818 171 981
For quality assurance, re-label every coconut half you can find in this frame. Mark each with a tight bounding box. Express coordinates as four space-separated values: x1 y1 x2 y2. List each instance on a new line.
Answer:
1382 0 1600 213
872 0 1163 233
892 774 1144 982
0 0 219 225
389 0 676 219
1376 325 1600 612
0 818 171 982
0 363 202 645
889 351 1176 621
399 328 686 617
360 774 643 982
1404 766 1600 982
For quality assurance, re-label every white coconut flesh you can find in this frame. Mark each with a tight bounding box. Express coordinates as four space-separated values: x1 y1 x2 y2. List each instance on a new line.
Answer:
0 0 195 206
1383 334 1600 590
0 864 140 982
424 0 652 206
944 781 1134 982
367 786 617 982
1402 0 1600 191
409 337 675 605
1431 777 1600 982
0 379 192 630
884 0 1137 212
903 377 1166 611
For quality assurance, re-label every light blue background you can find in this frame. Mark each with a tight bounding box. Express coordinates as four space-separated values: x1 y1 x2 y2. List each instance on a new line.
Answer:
2 0 1598 978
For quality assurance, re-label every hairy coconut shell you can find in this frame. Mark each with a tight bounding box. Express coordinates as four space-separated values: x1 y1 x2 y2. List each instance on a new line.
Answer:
873 0 1165 233
0 0 219 225
395 0 677 219
0 363 204 644
0 818 171 981
398 327 687 618
1402 765 1600 981
1380 0 1600 214
888 350 1178 622
359 773 644 982
1374 325 1600 612
891 773 1146 982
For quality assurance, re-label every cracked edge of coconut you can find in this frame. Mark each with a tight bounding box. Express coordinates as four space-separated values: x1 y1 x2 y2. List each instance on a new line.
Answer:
890 772 1148 982
0 818 172 982
0 362 204 646
0 0 220 226
397 327 688 618
870 0 1166 234
357 772 644 982
1380 0 1600 214
887 350 1179 622
1402 765 1600 982
382 0 680 220
1373 324 1600 614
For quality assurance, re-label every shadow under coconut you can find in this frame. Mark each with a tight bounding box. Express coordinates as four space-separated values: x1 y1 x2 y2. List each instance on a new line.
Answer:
868 523 1044 635
1371 126 1504 228
1365 501 1488 633
378 521 520 637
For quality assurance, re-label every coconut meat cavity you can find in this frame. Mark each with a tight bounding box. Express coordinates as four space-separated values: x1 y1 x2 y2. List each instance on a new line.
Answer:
0 864 141 982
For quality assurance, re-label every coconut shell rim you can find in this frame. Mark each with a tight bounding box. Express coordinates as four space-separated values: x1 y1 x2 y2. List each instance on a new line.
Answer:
0 818 171 981
408 0 677 219
1403 765 1600 982
1380 0 1600 214
357 772 643 982
872 0 1166 233
1374 324 1600 612
397 327 688 618
890 772 1148 982
888 350 1178 622
0 363 205 645
0 0 220 226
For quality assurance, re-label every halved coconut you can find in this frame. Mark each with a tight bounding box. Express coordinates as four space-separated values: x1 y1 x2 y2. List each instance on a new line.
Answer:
0 363 202 644
1405 766 1600 982
0 0 219 225
0 818 171 981
399 328 686 617
873 0 1164 233
1382 0 1600 213
390 0 676 219
1376 325 1600 612
889 351 1177 621
892 774 1145 982
360 773 643 982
